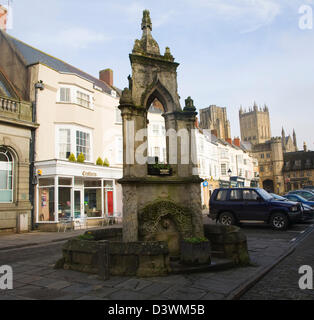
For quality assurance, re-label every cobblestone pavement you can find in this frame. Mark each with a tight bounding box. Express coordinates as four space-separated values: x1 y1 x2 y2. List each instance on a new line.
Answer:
240 225 314 300
0 219 312 300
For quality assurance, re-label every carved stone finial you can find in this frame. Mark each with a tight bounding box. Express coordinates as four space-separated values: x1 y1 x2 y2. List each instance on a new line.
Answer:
132 10 160 56
142 10 152 31
120 88 133 105
184 96 196 112
164 47 174 61
128 75 133 91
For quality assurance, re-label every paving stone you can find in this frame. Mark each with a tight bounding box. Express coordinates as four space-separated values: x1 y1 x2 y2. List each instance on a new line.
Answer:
102 276 129 288
115 278 152 291
108 289 150 300
139 282 171 296
75 295 105 300
162 286 207 300
46 280 72 290
201 292 226 300
17 275 43 284
89 286 119 298
61 283 95 295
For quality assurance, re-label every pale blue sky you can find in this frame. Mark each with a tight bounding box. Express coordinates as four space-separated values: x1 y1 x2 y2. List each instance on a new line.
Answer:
6 0 314 150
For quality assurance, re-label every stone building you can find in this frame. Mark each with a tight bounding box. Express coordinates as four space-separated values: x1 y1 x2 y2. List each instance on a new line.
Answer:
239 103 271 145
199 105 231 141
239 103 298 194
0 68 37 232
283 143 314 191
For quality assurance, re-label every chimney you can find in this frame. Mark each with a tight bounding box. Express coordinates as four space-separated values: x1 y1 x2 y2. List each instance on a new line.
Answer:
226 138 232 145
233 137 241 147
0 5 8 32
99 69 113 87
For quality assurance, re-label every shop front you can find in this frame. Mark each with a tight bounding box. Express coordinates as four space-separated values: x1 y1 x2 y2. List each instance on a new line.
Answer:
35 160 123 231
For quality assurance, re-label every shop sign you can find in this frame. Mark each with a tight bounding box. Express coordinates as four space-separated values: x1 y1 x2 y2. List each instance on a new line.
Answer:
82 171 97 177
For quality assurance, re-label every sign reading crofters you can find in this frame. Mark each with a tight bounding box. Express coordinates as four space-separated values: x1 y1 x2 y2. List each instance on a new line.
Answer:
82 171 97 177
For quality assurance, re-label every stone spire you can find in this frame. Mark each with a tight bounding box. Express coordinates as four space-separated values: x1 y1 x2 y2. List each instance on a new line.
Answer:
133 10 160 56
293 129 297 150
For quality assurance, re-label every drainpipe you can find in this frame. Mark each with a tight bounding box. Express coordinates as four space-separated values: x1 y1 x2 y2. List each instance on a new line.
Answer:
29 80 44 230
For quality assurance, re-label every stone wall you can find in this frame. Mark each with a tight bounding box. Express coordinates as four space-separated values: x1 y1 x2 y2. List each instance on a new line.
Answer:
204 224 250 266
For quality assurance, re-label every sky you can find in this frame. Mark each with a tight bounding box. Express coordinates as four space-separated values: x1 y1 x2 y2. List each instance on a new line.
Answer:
4 0 314 150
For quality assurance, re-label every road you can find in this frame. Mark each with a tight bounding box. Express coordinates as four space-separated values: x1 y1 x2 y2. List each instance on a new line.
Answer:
0 219 313 300
239 220 314 300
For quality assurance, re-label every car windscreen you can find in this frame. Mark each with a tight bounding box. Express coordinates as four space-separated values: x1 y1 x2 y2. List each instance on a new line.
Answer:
271 193 286 201
257 189 273 201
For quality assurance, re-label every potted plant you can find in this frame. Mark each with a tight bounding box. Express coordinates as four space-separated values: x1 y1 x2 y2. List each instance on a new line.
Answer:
96 157 103 166
77 153 85 163
103 158 110 167
68 153 76 162
180 237 211 265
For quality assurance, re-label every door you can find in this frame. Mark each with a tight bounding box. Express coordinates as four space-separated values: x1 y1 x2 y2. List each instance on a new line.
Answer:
74 189 83 219
107 191 114 216
241 189 268 221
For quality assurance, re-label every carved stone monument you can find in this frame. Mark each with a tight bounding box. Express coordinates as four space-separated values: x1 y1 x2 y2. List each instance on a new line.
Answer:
118 10 204 256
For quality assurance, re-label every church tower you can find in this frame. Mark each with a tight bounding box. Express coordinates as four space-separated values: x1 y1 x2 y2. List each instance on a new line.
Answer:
239 102 271 145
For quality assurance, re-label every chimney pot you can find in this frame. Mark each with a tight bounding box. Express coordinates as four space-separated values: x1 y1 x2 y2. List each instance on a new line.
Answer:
99 69 113 87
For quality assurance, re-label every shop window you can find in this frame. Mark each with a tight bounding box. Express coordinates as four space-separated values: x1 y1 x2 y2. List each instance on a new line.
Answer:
0 147 13 203
58 177 72 186
84 189 102 217
58 187 71 219
84 180 102 188
38 178 54 186
38 187 55 222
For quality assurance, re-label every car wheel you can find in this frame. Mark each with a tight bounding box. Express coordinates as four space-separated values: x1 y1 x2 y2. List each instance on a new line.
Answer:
270 213 288 231
219 212 236 226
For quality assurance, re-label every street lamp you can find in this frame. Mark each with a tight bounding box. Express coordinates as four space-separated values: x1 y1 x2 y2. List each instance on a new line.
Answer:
228 168 232 188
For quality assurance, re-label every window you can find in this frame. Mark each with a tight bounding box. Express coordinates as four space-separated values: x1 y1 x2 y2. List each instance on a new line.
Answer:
59 129 71 159
76 91 90 108
221 163 227 176
115 107 122 123
216 190 228 201
0 148 13 203
260 153 264 159
76 131 90 161
230 189 242 201
59 87 71 102
243 190 259 201
116 136 123 164
57 126 92 161
266 153 271 158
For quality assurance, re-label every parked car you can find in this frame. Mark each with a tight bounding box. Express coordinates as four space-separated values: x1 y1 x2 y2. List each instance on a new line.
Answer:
288 190 314 201
303 186 314 192
209 188 302 231
283 194 314 208
271 193 314 221
300 203 314 221
270 193 288 202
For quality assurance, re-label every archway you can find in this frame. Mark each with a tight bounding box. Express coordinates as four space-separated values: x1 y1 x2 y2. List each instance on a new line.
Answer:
263 179 274 193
